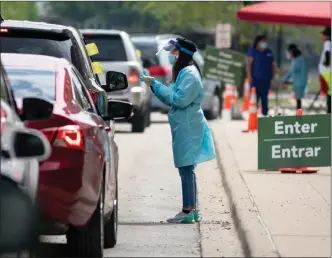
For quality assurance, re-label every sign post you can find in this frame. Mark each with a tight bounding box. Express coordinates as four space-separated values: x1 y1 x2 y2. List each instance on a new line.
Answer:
258 114 331 170
215 24 232 49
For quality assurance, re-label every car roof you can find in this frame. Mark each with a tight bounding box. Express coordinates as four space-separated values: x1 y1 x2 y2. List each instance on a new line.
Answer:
131 34 181 44
80 29 127 36
1 53 71 71
1 20 71 33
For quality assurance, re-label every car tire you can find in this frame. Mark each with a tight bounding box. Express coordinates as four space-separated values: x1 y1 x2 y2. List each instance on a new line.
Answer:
131 109 145 133
205 91 221 120
66 192 104 257
146 105 151 127
104 181 118 248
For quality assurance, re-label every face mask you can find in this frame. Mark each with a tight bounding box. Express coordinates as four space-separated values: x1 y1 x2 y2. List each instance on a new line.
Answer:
168 54 178 65
286 52 291 60
260 42 268 49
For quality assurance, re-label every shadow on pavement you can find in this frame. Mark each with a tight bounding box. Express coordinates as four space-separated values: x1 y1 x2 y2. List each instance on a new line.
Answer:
36 242 67 257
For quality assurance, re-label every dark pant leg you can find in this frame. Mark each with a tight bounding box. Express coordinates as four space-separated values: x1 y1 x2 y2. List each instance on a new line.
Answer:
296 99 302 110
327 94 331 114
178 165 196 209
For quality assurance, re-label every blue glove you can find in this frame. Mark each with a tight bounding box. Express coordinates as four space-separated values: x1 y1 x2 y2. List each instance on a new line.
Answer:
140 70 149 82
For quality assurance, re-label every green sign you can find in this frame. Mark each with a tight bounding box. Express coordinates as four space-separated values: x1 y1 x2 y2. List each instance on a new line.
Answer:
202 47 245 87
258 114 331 169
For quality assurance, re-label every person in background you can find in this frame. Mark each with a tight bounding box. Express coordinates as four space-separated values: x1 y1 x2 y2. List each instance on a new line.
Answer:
283 44 308 110
318 27 331 114
246 34 277 116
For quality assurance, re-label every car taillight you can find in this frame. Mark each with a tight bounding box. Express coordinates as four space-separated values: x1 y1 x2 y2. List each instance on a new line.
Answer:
0 28 8 33
44 125 85 150
0 107 7 135
148 65 169 77
128 67 140 85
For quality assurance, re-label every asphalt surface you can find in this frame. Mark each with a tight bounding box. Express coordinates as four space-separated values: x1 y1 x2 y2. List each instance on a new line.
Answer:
38 113 243 257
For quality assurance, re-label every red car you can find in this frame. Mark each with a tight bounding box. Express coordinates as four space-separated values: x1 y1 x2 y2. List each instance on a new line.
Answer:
2 53 133 257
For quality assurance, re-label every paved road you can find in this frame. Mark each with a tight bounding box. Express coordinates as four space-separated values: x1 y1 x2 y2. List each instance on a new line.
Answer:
39 113 243 257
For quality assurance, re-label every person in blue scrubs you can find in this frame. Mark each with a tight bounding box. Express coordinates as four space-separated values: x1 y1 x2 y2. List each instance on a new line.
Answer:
141 38 216 224
283 44 308 110
246 34 277 116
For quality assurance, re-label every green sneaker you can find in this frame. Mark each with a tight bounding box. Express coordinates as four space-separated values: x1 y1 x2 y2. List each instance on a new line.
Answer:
193 210 201 222
167 211 195 224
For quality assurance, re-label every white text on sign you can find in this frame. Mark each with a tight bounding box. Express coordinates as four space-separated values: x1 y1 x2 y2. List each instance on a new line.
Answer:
275 121 318 135
272 145 321 159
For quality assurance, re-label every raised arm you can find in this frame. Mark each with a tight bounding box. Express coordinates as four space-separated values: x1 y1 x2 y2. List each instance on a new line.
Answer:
152 70 200 109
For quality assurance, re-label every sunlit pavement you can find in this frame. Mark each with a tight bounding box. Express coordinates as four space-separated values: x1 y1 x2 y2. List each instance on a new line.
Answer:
212 119 330 257
37 111 330 257
39 113 243 257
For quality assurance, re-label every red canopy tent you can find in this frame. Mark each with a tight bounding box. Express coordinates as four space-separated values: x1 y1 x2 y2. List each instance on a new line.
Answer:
237 1 331 27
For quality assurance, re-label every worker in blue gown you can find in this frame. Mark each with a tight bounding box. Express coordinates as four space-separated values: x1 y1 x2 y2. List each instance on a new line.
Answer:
141 38 216 224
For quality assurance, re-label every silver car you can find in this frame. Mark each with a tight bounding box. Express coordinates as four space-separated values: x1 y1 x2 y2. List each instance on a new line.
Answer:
1 65 52 200
81 29 151 132
132 35 222 120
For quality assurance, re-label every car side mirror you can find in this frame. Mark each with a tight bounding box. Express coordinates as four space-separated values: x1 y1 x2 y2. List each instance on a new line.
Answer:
103 71 128 93
13 129 51 161
20 97 53 121
103 100 133 121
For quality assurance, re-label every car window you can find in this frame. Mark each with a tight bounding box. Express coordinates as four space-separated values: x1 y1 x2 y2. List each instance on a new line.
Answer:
1 32 90 82
1 34 72 62
83 34 127 62
71 29 95 80
5 67 56 101
0 73 10 103
133 41 159 66
71 69 94 111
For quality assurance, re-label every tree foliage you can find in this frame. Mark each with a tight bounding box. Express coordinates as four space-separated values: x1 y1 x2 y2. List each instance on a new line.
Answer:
1 2 39 20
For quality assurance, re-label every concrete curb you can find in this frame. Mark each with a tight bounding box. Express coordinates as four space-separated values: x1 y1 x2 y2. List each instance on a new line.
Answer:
212 123 280 257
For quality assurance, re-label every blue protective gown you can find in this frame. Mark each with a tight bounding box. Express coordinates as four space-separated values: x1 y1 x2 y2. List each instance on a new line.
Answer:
283 55 308 99
151 65 216 168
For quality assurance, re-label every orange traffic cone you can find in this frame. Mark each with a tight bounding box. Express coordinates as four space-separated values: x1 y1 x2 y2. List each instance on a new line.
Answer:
223 84 234 110
278 109 319 173
242 87 258 133
241 79 250 111
296 108 303 116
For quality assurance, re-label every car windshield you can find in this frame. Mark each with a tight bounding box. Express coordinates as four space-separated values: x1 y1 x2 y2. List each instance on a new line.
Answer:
5 68 56 101
133 41 160 66
83 34 127 62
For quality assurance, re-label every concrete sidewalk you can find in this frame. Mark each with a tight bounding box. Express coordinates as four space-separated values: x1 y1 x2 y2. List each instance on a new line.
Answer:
210 120 331 257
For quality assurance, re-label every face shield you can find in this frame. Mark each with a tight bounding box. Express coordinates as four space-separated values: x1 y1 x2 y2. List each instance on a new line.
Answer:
156 39 194 56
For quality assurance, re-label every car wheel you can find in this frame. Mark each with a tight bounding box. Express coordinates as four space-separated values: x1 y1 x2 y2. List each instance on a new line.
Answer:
131 109 145 133
66 192 104 257
146 105 151 127
205 91 221 120
104 181 118 248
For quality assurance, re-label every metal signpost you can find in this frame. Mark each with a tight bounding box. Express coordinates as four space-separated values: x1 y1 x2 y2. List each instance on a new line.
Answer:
258 114 331 170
